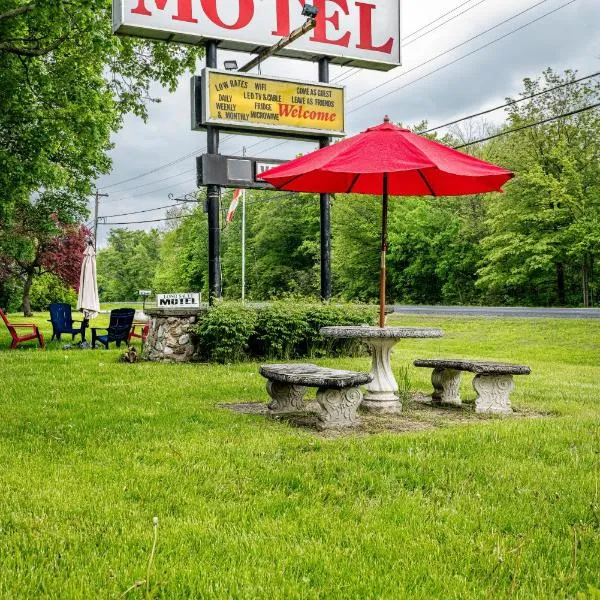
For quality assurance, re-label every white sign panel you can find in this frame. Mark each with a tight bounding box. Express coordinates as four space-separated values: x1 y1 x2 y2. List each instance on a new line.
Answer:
113 0 400 71
157 292 201 308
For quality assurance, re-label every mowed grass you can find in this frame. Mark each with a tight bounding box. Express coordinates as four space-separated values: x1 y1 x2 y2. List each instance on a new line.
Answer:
0 311 599 598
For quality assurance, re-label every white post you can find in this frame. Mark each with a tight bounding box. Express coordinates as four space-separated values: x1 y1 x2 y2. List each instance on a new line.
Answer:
241 189 246 302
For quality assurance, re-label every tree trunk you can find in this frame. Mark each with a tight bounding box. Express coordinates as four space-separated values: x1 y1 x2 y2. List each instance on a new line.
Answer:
22 272 34 316
582 259 589 308
556 262 566 306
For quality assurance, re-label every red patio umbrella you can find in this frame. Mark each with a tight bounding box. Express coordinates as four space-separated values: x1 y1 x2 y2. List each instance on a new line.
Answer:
258 117 514 327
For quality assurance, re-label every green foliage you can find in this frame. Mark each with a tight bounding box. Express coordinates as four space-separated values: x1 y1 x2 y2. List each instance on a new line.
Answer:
193 302 257 364
29 272 77 311
397 363 413 405
479 69 600 306
0 274 22 312
97 229 161 301
191 301 377 363
252 301 310 360
152 205 208 297
249 191 320 299
0 0 203 213
332 194 381 301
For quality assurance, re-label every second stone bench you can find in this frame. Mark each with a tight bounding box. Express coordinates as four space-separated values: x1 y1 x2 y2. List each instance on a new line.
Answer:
413 358 531 415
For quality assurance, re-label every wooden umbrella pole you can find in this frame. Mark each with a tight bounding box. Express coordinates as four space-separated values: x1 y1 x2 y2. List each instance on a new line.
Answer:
379 173 389 328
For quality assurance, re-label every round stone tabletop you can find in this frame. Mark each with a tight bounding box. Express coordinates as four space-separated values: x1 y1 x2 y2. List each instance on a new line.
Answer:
320 326 444 339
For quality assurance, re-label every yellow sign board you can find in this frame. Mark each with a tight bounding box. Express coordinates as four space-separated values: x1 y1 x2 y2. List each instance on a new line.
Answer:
203 69 345 138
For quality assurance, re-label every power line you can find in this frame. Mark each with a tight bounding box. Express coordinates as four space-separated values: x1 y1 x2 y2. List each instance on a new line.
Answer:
99 0 578 201
403 0 491 48
331 0 489 85
348 0 577 114
101 215 189 225
99 0 517 195
403 0 481 40
453 102 600 148
105 167 196 197
226 0 579 163
347 0 555 107
424 71 600 133
99 200 197 219
98 149 202 191
112 101 599 225
98 134 235 192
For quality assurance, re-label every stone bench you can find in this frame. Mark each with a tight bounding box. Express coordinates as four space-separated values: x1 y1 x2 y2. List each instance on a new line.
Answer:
259 364 373 430
413 359 531 415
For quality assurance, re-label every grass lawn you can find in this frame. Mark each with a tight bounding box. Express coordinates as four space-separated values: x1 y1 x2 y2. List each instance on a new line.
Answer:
0 311 599 598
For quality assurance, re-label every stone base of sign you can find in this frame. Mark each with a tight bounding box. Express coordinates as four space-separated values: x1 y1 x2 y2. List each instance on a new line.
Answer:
143 307 207 362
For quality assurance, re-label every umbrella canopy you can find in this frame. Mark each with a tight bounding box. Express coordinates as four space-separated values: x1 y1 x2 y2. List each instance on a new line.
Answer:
77 242 100 320
258 117 514 327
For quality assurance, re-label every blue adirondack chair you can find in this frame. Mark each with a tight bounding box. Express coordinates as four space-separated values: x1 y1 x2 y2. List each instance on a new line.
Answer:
48 303 86 342
91 308 135 349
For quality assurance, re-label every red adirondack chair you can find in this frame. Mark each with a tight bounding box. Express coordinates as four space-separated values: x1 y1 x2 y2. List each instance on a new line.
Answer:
0 308 45 349
128 321 150 344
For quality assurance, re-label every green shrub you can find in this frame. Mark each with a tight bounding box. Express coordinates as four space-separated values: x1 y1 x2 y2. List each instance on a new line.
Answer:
0 276 23 312
252 301 312 359
192 301 257 363
29 274 77 311
304 303 377 357
192 300 376 363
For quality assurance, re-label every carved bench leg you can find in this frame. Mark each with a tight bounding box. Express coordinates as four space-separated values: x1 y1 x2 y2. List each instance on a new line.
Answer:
431 368 462 406
315 386 363 430
266 381 308 414
473 374 514 415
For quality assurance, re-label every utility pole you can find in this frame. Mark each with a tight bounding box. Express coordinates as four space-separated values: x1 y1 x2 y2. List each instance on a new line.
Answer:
94 189 109 251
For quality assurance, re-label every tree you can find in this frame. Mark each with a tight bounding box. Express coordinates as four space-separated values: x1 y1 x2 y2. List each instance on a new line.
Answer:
0 0 203 310
479 69 600 306
152 204 208 297
332 193 381 302
97 229 161 301
248 191 320 299
0 192 90 314
0 0 203 212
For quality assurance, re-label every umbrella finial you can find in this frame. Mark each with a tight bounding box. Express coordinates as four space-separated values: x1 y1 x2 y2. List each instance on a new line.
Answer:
383 115 390 123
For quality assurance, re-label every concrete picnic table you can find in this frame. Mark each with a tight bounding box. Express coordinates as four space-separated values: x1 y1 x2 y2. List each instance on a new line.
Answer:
320 326 444 413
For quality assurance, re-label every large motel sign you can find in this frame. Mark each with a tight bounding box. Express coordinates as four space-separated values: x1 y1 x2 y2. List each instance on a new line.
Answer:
113 0 401 301
113 0 401 70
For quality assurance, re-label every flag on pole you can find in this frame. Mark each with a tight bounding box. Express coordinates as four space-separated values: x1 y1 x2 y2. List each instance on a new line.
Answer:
226 188 242 223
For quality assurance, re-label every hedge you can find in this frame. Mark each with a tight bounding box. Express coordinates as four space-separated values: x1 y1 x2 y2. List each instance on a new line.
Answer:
191 300 377 363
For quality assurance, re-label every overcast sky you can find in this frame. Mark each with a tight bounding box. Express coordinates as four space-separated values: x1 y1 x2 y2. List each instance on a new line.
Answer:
92 0 600 247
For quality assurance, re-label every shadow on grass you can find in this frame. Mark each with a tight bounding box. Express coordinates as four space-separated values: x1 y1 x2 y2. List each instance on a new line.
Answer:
219 394 556 438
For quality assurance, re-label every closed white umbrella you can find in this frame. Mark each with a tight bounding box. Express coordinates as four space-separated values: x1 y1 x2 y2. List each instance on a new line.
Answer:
77 242 100 322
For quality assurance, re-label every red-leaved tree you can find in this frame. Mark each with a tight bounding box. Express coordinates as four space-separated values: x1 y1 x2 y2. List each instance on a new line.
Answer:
0 194 91 315
42 224 91 292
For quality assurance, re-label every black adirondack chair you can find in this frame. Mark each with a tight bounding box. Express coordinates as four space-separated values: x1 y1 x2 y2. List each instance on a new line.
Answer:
91 308 135 349
48 303 86 342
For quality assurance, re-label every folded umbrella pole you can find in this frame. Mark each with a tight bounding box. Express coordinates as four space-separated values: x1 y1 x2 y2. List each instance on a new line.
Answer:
77 241 101 341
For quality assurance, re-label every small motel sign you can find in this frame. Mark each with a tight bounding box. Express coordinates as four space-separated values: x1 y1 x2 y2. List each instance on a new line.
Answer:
156 293 201 308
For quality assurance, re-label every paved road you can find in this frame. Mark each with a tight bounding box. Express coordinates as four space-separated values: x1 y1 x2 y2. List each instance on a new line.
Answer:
390 305 600 319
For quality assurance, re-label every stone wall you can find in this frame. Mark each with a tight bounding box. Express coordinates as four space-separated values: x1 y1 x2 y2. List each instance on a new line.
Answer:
143 307 206 362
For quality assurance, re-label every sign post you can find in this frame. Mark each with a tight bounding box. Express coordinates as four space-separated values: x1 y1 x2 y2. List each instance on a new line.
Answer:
205 42 222 303
319 57 331 301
